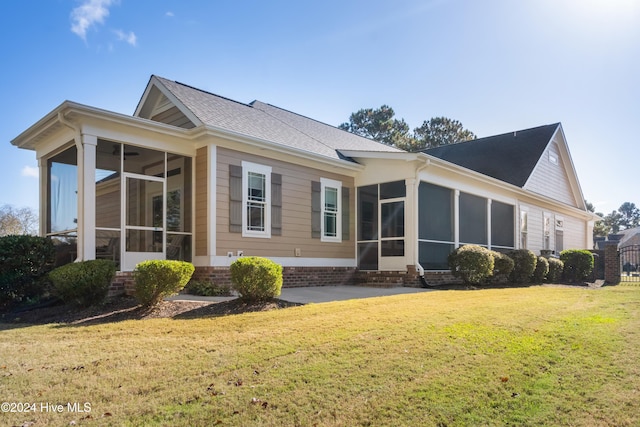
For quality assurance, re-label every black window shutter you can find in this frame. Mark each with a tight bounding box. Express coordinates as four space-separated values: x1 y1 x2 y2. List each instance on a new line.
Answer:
229 165 242 233
311 181 321 238
342 187 350 241
272 173 282 236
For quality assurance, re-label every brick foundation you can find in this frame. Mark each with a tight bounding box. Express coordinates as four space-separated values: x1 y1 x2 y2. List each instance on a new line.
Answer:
107 264 462 296
192 266 357 288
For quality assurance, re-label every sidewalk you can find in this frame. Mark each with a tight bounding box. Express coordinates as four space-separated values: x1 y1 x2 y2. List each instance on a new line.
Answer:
168 285 434 304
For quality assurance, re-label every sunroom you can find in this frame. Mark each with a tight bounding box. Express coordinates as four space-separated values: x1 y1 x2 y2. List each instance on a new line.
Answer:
12 102 196 271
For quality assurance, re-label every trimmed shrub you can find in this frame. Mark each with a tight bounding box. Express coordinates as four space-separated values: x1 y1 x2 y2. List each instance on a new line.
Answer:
185 280 233 297
560 249 594 282
546 258 564 283
230 257 283 302
532 256 549 283
0 235 56 309
133 260 195 307
447 245 494 286
491 251 515 282
508 249 537 284
49 260 116 307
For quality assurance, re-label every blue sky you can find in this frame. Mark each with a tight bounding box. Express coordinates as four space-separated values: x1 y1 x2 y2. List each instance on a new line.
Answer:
1 0 638 216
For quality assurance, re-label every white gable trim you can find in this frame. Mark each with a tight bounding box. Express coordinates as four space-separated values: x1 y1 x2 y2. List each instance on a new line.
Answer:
134 76 202 127
523 124 586 210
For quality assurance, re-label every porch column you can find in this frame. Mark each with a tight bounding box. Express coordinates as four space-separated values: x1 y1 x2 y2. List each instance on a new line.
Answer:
37 157 47 237
77 133 97 261
454 189 460 248
487 199 492 250
405 178 418 268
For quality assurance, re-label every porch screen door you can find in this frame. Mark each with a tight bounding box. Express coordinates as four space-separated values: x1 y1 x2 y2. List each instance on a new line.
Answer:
122 173 165 271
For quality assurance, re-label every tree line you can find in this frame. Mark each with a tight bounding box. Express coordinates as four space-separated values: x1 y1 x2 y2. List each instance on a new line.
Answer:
338 105 475 151
588 201 640 237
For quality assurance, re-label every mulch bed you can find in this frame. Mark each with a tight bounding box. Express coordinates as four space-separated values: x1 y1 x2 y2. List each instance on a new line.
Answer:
0 296 302 327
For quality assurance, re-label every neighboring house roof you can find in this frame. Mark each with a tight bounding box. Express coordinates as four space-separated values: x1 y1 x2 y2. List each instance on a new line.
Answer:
422 123 560 187
619 227 640 248
136 76 402 161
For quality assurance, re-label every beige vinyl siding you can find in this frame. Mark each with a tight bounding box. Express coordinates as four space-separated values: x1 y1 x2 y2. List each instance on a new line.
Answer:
96 180 120 229
150 105 195 129
525 141 577 207
560 215 586 250
520 202 588 253
195 147 208 256
217 147 354 259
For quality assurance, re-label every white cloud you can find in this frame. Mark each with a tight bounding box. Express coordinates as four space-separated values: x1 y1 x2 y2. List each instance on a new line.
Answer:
70 0 116 40
114 29 137 46
165 11 174 17
21 166 38 178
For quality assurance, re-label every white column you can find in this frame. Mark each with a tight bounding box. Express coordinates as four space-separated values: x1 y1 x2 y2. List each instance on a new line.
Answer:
78 134 97 261
38 157 47 237
405 178 417 269
454 189 460 248
208 145 217 266
487 199 492 250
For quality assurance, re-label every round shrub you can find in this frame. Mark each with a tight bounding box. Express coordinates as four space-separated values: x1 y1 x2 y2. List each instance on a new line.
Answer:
560 249 594 282
447 245 494 286
532 256 549 283
508 249 537 284
491 251 515 282
133 260 195 307
546 257 564 283
0 235 55 309
49 259 116 307
230 257 283 302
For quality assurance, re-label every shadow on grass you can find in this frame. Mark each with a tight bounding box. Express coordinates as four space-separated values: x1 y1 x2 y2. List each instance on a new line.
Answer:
0 296 303 330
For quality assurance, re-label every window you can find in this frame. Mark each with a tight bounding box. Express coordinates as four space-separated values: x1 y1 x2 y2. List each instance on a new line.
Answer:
543 212 552 250
491 201 515 250
242 161 271 238
459 192 487 245
418 182 454 270
520 209 528 249
321 178 342 242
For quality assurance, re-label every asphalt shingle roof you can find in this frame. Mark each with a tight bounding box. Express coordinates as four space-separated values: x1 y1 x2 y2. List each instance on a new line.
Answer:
154 76 402 161
423 123 560 187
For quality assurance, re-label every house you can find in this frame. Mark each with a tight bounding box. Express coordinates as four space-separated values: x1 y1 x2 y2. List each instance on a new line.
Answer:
10 75 596 289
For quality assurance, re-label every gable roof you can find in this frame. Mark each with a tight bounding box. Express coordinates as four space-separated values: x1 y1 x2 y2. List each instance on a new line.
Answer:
422 123 560 187
135 76 402 161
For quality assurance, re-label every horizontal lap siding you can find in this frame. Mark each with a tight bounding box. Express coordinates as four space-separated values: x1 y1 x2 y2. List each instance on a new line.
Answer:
563 216 586 250
216 147 354 259
526 142 577 207
195 147 208 256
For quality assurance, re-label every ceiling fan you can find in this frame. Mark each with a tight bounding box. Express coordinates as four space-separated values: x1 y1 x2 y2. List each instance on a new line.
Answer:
112 144 140 159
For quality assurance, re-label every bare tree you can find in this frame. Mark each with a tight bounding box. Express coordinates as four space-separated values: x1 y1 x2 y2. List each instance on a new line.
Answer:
0 205 38 236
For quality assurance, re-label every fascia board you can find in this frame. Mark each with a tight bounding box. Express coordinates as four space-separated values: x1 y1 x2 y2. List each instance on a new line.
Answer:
12 101 200 151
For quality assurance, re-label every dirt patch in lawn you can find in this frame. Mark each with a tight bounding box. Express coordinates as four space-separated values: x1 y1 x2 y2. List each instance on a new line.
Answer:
0 296 303 327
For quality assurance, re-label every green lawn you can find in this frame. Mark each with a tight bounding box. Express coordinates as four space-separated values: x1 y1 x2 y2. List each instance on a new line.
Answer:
1 285 639 426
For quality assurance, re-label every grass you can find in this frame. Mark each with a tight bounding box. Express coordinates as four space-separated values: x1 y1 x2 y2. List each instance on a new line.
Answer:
1 285 640 426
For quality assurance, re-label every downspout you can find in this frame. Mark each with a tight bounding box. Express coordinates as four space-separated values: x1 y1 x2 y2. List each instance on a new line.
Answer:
415 158 430 287
58 111 83 262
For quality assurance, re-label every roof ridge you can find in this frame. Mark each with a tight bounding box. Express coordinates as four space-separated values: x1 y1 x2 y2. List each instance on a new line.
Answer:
156 76 255 110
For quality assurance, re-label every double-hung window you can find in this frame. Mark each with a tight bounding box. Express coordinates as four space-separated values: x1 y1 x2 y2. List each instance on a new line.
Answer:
242 161 271 238
320 178 342 242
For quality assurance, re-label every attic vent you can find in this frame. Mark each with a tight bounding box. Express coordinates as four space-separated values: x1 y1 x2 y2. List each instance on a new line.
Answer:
548 152 558 165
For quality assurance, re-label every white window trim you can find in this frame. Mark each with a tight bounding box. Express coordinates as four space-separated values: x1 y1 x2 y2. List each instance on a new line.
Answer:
241 161 272 238
520 207 528 249
320 177 342 242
